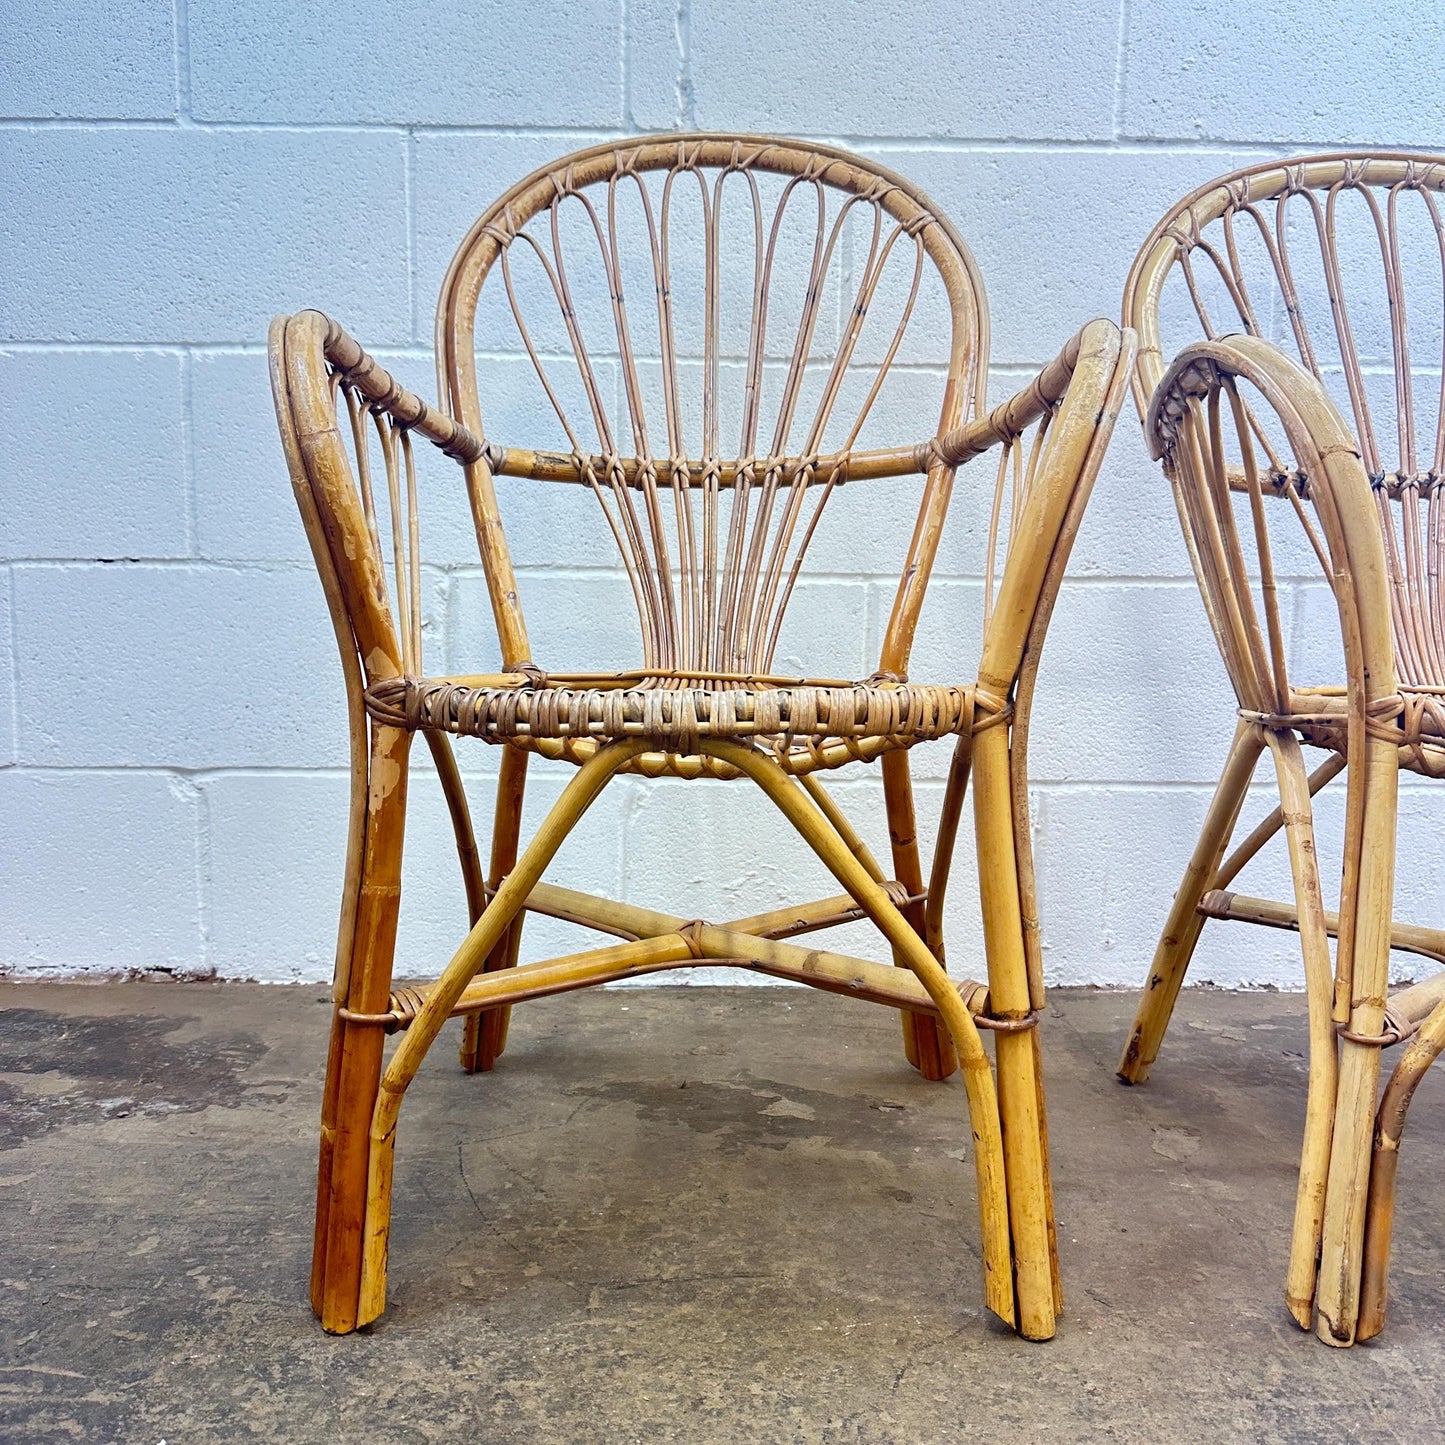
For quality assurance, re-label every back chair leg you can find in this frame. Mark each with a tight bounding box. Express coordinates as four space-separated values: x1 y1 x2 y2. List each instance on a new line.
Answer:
1118 720 1264 1084
460 746 529 1073
1315 738 1400 1346
882 752 959 1082
1264 731 1342 1328
313 725 412 1334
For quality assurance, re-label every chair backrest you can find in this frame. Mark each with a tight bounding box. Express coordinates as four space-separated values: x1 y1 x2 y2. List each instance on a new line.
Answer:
1124 153 1445 696
435 134 990 683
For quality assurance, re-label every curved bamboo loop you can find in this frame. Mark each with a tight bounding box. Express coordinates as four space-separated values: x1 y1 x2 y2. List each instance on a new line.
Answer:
1359 995 1445 1339
358 738 648 1325
698 737 1026 1334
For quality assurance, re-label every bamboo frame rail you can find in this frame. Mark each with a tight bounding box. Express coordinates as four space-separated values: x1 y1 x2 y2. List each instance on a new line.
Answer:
1121 151 1445 1347
271 133 1134 1344
337 879 1000 1030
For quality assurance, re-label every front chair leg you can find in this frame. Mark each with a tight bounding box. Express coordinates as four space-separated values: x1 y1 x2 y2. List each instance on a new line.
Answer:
1264 730 1341 1328
355 740 647 1327
705 740 1035 1336
1358 996 1445 1339
1315 735 1400 1346
313 724 412 1334
970 721 1059 1334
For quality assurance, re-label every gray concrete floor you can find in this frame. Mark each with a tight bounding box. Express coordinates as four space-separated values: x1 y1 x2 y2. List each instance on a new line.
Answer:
3 983 1445 1442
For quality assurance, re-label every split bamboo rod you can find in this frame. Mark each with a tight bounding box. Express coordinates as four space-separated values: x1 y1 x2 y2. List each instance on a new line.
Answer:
1212 753 1347 892
521 878 923 948
714 890 924 941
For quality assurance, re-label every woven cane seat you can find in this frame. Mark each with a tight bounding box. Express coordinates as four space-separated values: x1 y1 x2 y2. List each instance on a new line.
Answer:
365 671 997 776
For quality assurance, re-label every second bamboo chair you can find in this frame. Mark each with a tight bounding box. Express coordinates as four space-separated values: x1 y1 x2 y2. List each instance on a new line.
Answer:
272 135 1133 1341
1122 152 1445 1345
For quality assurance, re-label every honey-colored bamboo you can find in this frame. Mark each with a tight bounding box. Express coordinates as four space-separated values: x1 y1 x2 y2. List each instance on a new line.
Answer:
1198 891 1445 970
270 134 1133 1342
340 879 999 1025
1359 994 1445 1339
1121 152 1445 1345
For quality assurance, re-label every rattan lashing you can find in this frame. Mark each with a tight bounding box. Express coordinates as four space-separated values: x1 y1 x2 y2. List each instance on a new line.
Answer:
271 133 1134 1344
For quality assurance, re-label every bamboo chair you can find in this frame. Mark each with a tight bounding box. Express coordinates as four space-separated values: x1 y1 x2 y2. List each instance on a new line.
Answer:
270 135 1133 1341
1122 153 1445 1345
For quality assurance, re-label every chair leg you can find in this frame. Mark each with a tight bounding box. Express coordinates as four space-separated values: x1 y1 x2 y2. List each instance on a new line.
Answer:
354 740 646 1328
1118 720 1264 1084
704 739 1029 1335
971 721 1059 1337
1263 731 1342 1328
882 751 959 1082
1359 996 1445 1339
312 725 412 1334
460 746 529 1074
1315 736 1399 1346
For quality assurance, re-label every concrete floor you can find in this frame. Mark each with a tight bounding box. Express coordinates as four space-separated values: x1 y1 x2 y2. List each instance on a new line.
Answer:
3 983 1445 1442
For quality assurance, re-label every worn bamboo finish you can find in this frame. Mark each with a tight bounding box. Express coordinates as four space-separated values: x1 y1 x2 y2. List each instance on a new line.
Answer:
270 135 1133 1341
1122 153 1445 1345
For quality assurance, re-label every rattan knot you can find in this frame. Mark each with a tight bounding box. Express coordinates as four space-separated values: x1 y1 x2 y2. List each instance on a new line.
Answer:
481 205 518 248
971 687 1013 732
1336 1003 1420 1049
388 986 428 1028
972 1007 1042 1034
676 920 708 959
1363 692 1445 777
881 879 911 909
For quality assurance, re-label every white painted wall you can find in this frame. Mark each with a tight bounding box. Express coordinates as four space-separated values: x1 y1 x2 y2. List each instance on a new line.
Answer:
4 1 1444 989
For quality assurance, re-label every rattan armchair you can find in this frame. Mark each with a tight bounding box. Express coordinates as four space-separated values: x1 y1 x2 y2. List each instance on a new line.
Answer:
271 135 1133 1341
1122 153 1445 1345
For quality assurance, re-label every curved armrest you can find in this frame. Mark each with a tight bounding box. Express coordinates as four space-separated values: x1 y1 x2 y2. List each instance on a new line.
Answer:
972 318 1138 691
1142 333 1396 715
272 309 481 684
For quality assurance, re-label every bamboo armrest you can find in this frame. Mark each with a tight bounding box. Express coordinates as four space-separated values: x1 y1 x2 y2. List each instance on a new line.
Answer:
1142 333 1396 711
930 324 1093 468
302 309 484 465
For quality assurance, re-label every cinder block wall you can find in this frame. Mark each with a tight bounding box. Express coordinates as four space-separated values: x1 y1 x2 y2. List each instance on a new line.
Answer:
3 1 1442 987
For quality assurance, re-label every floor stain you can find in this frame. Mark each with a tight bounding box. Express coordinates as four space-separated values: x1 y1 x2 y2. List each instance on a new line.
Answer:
568 1074 936 1157
0 1008 268 1149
